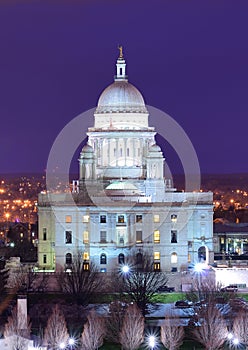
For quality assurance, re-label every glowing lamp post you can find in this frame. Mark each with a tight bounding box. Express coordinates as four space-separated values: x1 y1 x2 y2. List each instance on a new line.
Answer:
122 265 130 274
194 262 204 300
59 342 65 349
148 335 156 349
68 338 75 349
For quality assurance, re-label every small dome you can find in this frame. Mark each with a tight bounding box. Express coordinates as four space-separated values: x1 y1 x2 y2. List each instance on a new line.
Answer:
95 81 147 114
82 144 94 153
149 144 162 152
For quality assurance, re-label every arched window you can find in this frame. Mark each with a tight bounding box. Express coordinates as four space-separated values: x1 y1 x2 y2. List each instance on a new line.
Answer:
171 252 178 264
100 253 107 265
136 252 143 264
118 253 125 264
65 253 72 265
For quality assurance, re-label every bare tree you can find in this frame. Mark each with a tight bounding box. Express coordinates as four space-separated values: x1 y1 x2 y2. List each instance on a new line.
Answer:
120 249 168 315
232 309 248 348
190 303 228 350
44 304 69 350
105 300 128 344
161 312 184 350
4 306 31 350
80 310 105 350
120 303 144 350
57 252 103 305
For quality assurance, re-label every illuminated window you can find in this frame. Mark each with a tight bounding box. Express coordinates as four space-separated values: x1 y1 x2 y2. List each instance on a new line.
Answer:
153 215 160 223
65 231 72 244
118 215 125 223
20 233 23 238
83 262 89 270
171 252 177 264
221 237 225 244
43 228 47 241
154 262 160 271
136 215 142 223
154 251 160 260
83 231 89 244
136 231 142 243
43 254 47 264
100 253 107 264
83 252 89 260
154 230 160 243
100 215 106 223
100 231 107 243
65 253 72 265
83 215 90 223
65 215 72 223
171 214 177 223
171 230 177 243
188 253 191 263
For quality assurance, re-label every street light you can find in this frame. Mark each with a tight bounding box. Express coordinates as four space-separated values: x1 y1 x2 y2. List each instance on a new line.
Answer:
194 262 205 300
122 265 130 274
68 338 75 349
148 335 156 349
59 342 65 349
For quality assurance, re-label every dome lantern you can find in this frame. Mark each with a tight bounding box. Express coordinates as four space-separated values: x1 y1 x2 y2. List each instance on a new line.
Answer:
115 45 128 81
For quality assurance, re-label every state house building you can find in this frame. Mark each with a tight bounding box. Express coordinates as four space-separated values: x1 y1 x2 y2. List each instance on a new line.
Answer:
38 50 213 272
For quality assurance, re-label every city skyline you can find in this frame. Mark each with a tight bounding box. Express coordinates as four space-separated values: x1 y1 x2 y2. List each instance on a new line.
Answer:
1 1 248 175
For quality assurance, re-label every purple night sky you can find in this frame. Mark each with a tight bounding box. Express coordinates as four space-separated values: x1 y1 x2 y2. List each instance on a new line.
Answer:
0 0 248 175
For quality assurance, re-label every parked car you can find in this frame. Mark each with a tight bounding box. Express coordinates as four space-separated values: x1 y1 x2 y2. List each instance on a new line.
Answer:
175 300 193 308
221 284 238 292
158 286 175 293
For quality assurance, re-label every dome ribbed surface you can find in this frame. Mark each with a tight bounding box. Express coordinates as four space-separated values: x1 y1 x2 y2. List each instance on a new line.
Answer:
95 81 147 114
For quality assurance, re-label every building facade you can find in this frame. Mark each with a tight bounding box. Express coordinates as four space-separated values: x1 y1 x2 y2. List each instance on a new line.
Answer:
38 51 213 272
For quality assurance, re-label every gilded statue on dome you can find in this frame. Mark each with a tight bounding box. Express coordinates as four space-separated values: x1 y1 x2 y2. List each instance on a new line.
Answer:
118 45 123 59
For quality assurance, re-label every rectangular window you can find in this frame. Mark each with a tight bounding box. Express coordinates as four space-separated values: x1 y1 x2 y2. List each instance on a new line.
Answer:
118 215 125 223
154 262 160 271
154 251 160 260
171 214 177 223
136 230 142 243
43 254 47 264
20 233 23 238
43 228 47 241
65 231 72 244
65 215 72 223
83 231 89 244
83 215 90 223
100 230 107 243
100 215 106 223
136 215 142 223
171 230 177 243
83 262 89 270
154 230 160 243
153 214 160 223
83 252 89 260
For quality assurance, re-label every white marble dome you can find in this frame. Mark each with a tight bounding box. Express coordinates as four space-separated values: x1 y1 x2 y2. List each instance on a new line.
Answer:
95 80 148 114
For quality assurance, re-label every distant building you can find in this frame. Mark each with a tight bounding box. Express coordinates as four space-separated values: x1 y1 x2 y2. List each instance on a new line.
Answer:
214 222 248 255
38 50 213 272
